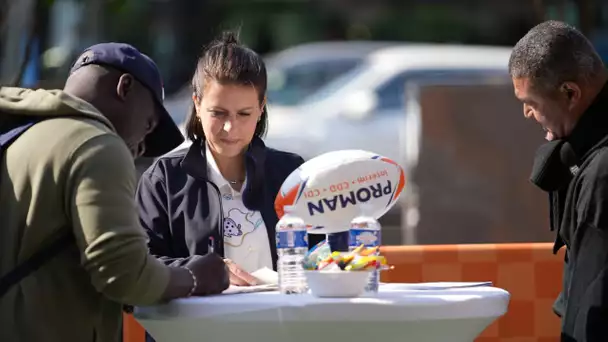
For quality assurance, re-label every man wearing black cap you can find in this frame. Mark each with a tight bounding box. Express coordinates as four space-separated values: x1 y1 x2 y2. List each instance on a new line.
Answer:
0 43 229 342
65 42 184 158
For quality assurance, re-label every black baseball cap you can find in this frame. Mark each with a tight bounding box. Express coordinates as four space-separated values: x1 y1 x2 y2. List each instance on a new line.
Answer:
70 42 184 157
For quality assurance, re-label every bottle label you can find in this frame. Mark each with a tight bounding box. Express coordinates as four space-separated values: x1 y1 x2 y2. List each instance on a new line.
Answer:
277 230 308 249
349 229 381 247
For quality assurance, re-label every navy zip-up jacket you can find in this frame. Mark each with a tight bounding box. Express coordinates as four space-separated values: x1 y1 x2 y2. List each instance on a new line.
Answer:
135 137 318 271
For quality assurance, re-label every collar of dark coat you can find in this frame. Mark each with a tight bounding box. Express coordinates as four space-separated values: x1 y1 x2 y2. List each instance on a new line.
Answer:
180 136 268 210
566 81 608 164
530 81 608 192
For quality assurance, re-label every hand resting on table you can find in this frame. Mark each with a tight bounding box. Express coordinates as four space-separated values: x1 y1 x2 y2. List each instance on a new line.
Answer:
224 259 260 286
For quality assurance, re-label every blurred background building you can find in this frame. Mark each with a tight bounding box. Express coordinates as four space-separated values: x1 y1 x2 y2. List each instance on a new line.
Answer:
2 0 607 246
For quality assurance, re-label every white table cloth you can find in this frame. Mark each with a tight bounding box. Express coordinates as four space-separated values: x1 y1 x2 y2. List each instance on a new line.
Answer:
134 283 510 342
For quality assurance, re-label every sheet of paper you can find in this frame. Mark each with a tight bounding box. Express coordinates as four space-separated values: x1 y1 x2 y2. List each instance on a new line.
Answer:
222 283 278 295
251 267 278 285
382 281 493 291
219 268 279 295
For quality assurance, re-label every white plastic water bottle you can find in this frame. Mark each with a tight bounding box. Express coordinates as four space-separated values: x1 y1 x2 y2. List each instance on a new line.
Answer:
276 205 308 294
349 214 381 294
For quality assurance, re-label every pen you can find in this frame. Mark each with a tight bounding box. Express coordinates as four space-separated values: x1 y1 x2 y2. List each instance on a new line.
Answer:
208 236 215 254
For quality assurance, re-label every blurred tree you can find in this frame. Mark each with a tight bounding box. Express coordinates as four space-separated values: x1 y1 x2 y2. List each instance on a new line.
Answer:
1 0 88 87
100 0 220 94
2 0 605 91
576 0 595 35
0 0 36 85
155 0 219 94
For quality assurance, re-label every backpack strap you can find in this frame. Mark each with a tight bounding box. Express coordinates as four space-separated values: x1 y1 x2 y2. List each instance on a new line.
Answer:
0 233 73 297
0 118 74 298
0 121 36 146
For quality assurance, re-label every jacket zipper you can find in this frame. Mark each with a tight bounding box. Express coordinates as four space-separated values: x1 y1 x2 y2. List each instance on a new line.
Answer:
203 178 225 257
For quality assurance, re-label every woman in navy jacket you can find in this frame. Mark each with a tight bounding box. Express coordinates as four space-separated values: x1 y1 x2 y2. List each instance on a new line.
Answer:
136 32 318 286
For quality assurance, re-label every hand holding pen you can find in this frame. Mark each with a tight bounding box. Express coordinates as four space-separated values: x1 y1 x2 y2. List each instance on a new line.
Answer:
183 254 229 295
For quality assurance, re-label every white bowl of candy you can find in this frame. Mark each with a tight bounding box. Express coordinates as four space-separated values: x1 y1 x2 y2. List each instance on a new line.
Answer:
302 241 389 298
305 269 372 298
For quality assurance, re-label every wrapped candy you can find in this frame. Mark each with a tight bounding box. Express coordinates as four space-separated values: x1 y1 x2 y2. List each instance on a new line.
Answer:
303 241 390 272
302 240 332 270
358 245 380 256
317 255 334 270
350 244 365 254
344 255 387 271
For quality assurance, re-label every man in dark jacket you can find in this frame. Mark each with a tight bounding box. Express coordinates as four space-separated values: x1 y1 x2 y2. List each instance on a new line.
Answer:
509 20 608 341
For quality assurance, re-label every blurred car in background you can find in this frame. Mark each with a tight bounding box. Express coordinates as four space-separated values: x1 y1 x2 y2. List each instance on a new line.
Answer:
265 41 399 109
264 44 513 164
163 86 193 134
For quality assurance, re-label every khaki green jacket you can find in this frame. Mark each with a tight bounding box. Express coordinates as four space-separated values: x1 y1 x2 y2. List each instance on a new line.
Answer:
0 87 169 342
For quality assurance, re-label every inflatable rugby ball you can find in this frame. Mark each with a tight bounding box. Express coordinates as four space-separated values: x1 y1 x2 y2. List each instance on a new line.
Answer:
275 150 405 233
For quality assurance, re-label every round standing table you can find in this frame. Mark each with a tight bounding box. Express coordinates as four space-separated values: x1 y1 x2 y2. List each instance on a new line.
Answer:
134 283 510 342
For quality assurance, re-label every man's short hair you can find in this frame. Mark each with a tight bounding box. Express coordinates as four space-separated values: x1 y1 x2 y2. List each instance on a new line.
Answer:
508 20 604 93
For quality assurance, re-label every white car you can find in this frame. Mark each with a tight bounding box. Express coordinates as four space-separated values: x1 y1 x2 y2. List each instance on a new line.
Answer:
265 40 399 108
264 44 513 163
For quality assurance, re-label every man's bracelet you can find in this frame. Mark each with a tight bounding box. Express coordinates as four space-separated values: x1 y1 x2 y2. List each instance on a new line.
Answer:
184 267 197 297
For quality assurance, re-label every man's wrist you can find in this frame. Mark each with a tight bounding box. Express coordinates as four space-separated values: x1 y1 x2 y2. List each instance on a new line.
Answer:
162 267 198 300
